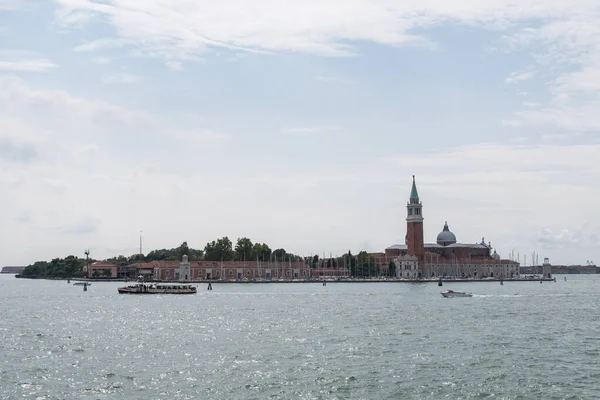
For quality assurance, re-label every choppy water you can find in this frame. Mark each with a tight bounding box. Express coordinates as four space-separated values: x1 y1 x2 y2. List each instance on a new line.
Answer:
1 274 599 399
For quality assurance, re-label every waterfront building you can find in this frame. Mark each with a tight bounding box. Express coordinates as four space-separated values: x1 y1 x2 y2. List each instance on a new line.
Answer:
386 176 520 279
141 258 311 281
88 257 312 281
87 262 118 278
1 266 25 274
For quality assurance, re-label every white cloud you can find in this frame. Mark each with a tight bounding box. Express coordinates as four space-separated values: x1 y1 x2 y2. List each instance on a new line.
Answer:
554 66 600 93
501 119 522 127
516 102 600 132
102 72 142 84
50 1 600 138
0 0 17 10
537 226 600 250
165 61 183 71
540 133 572 141
0 77 242 264
508 136 529 144
165 129 231 145
43 178 70 192
282 125 342 135
61 217 100 235
0 136 38 162
505 70 534 84
497 12 600 131
383 142 599 172
0 76 155 144
92 56 112 64
51 1 600 138
72 38 131 52
0 51 57 72
57 0 442 57
52 1 600 58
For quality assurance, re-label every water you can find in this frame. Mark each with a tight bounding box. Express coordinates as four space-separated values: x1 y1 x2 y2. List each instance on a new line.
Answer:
1 274 599 399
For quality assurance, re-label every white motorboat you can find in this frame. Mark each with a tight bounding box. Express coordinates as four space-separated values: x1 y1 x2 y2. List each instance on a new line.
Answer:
441 289 472 298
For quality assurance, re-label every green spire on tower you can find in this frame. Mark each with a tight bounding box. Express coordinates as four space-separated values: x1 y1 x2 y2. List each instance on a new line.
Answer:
410 175 419 200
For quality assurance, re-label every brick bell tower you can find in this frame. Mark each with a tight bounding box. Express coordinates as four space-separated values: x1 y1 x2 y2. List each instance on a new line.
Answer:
406 175 425 264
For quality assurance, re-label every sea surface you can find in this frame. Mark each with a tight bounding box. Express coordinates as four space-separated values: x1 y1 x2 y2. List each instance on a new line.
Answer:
1 274 599 400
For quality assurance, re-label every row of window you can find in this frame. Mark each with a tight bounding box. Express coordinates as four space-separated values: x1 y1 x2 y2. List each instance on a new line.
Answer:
161 269 305 278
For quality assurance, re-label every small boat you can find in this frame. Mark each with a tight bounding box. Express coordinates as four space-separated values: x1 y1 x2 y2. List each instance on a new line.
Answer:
73 282 92 286
441 289 472 298
117 283 197 294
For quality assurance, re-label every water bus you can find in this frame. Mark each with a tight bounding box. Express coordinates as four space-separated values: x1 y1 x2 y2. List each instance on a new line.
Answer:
118 282 197 294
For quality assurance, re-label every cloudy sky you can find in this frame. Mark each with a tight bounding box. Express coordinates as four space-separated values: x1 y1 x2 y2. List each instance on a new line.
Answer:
1 0 600 266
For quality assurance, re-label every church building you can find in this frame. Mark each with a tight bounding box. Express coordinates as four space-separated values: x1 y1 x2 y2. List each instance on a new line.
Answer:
386 176 520 279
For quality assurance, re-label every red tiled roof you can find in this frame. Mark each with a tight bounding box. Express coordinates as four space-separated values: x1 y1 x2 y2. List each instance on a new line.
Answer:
91 262 117 267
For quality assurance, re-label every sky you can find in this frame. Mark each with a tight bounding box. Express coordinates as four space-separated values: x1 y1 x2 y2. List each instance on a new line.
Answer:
1 0 600 266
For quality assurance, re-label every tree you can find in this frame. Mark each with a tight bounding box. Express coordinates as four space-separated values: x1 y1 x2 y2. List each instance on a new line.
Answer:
19 256 87 279
272 248 287 261
235 237 253 261
251 242 271 261
144 242 203 261
354 251 377 277
105 255 130 266
102 269 112 278
204 236 235 261
310 254 319 268
145 250 166 261
20 261 48 278
178 241 190 259
388 261 396 277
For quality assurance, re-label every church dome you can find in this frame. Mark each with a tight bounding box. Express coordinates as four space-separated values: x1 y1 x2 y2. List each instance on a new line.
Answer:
492 250 500 260
436 221 457 246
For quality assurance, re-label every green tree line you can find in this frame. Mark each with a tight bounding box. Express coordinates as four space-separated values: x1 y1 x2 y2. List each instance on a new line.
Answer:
18 255 90 279
18 237 309 279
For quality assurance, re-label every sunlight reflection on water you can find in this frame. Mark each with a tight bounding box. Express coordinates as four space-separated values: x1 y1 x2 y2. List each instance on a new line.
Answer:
1 275 599 399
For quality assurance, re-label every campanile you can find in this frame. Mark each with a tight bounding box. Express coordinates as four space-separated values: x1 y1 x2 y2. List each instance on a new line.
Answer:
406 175 425 263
